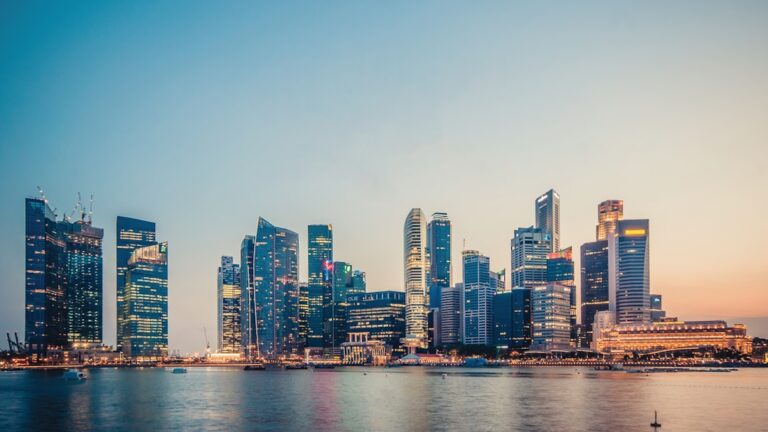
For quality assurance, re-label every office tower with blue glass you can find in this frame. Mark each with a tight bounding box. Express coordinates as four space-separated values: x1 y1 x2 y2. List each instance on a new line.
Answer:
609 219 651 324
493 290 512 350
346 291 405 348
350 270 366 295
253 217 300 357
547 247 576 347
329 261 353 349
580 240 609 346
218 256 241 353
511 227 551 289
510 287 532 350
307 224 333 351
531 283 572 352
64 217 104 346
535 189 560 252
426 212 451 309
116 216 156 352
123 242 168 359
462 250 494 346
239 235 256 358
439 283 463 345
403 208 428 348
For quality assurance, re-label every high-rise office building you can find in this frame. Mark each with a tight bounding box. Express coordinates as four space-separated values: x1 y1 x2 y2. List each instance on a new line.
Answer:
535 189 560 252
580 240 609 346
651 294 666 322
596 200 623 241
462 251 494 346
253 217 300 357
531 283 572 352
403 208 428 348
427 212 451 309
239 235 256 359
511 227 551 288
351 270 366 295
439 283 463 345
609 219 651 324
123 242 168 359
25 197 68 357
307 225 333 350
546 247 576 348
328 261 353 349
298 282 308 349
217 256 241 353
346 291 406 348
510 287 532 350
64 219 104 346
493 290 512 350
116 216 156 352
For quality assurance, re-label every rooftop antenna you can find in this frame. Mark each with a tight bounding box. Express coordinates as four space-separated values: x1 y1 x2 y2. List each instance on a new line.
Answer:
88 194 94 223
78 192 86 222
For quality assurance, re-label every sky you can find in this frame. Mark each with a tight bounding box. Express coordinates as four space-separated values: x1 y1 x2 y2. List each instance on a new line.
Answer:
1 1 767 353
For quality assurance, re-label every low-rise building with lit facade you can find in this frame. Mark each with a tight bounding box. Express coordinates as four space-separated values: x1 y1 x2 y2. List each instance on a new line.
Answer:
340 332 388 365
346 291 406 348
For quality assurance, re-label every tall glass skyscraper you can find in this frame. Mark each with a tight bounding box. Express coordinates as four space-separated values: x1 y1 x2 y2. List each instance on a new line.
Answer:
239 235 256 359
123 242 168 359
511 227 551 288
439 283 463 345
403 208 428 348
546 247 576 348
462 251 494 346
25 197 68 357
307 225 332 350
64 219 104 346
218 256 241 353
609 219 651 324
329 261 353 349
580 240 609 346
535 189 560 252
116 216 156 352
253 217 300 357
427 212 451 309
493 290 512 350
596 200 623 241
531 283 572 352
510 287 532 350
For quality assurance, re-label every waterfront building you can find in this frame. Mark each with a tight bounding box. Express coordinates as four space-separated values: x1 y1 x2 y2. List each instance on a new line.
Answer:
403 208 428 348
439 284 463 345
340 333 388 366
595 320 752 356
580 240 609 346
307 225 333 350
609 219 651 324
25 197 68 357
546 247 576 347
426 212 451 309
346 291 406 348
535 189 560 252
217 256 241 354
462 251 494 346
116 216 156 352
493 290 512 351
239 235 256 359
531 283 572 352
351 270 366 295
510 287 532 350
428 308 440 348
596 200 623 241
329 261 353 349
64 218 104 346
123 242 168 359
511 227 551 289
253 217 300 357
650 294 666 322
298 282 308 349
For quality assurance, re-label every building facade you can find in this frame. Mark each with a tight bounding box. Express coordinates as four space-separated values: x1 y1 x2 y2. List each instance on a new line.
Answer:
511 227 551 289
462 251 494 346
580 240 609 346
403 208 428 348
346 291 406 348
123 242 168 359
307 225 333 350
546 247 576 347
596 200 623 241
239 235 256 359
535 189 560 252
650 294 666 322
217 256 241 353
609 219 651 324
64 220 104 346
426 212 451 309
439 284 463 345
531 283 572 352
510 287 532 350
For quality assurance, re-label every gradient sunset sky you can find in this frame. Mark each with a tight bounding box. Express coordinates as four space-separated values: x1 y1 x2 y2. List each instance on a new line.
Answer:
1 1 767 352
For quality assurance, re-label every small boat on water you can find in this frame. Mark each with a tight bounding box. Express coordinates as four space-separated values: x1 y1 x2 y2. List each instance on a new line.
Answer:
650 411 662 429
313 364 336 370
284 363 308 370
63 369 87 381
244 364 266 371
171 368 187 374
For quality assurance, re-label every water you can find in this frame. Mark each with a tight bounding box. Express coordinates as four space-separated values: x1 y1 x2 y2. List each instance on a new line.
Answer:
1 367 767 431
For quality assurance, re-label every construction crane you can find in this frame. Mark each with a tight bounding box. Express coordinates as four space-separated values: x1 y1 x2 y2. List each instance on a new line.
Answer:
203 327 211 357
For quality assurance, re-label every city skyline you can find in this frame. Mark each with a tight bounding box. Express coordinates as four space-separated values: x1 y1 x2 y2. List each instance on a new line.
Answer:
2 2 768 353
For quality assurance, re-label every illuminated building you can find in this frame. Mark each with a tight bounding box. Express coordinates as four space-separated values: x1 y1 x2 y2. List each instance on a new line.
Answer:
535 189 560 252
439 284 463 345
596 200 623 241
329 261 353 349
493 290 512 350
346 291 405 348
351 270 366 295
64 218 104 346
511 227 551 288
580 240 609 346
546 247 576 347
298 282 308 349
239 235 256 359
123 242 168 359
116 216 156 352
510 287 532 350
427 212 451 309
595 320 752 355
25 197 68 358
340 333 388 366
531 283 572 352
609 219 651 324
650 294 666 322
403 208 428 348
462 251 494 346
254 217 300 357
307 224 333 350
217 256 241 353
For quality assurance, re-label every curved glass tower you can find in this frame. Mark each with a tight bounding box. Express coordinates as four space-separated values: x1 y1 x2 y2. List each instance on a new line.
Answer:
403 208 427 348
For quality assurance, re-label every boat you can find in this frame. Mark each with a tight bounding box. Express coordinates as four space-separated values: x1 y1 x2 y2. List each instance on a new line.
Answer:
243 364 266 371
650 411 662 429
63 369 87 381
313 364 336 370
284 363 308 370
171 368 187 374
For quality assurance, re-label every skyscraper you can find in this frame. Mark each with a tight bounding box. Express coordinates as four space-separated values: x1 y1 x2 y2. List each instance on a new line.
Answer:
609 219 651 324
535 189 560 252
253 217 300 357
493 290 512 351
64 218 104 346
123 242 168 359
462 251 494 346
307 225 333 350
596 200 623 241
546 247 576 347
531 283 572 352
25 197 68 358
511 227 551 288
403 208 428 348
510 287 532 350
239 235 256 359
350 270 366 295
580 240 609 346
329 261 353 349
217 256 241 353
116 216 156 352
439 283 463 346
426 212 451 309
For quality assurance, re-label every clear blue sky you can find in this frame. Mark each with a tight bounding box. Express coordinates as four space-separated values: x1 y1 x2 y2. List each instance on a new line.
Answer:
2 1 767 353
